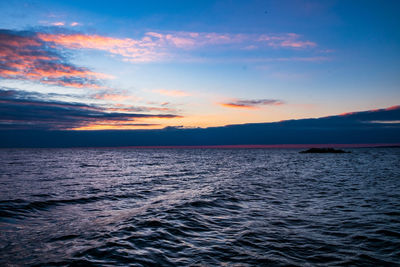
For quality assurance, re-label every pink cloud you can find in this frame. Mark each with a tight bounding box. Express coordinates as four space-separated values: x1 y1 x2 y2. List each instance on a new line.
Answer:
280 40 316 48
37 33 167 62
36 31 318 62
145 31 245 49
51 22 65 26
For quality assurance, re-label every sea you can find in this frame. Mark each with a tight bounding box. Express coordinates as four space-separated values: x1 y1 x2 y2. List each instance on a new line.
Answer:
0 148 399 266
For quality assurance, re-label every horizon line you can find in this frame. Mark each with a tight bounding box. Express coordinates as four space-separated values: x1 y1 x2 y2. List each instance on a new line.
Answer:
4 143 400 149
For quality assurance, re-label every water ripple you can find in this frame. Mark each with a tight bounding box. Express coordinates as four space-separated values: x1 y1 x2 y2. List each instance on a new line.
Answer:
0 148 399 266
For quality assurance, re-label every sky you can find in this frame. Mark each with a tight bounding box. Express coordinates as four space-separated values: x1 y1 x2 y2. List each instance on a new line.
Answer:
0 0 399 130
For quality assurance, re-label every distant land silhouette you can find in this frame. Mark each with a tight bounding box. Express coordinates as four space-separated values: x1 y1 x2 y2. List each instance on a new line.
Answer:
1 105 399 148
299 148 350 153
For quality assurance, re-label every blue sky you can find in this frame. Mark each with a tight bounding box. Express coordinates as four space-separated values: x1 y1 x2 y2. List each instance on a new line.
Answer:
0 0 399 129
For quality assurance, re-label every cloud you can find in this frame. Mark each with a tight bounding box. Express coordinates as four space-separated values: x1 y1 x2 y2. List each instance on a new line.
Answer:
106 106 173 113
51 22 65 26
93 91 140 102
0 88 181 130
145 31 246 48
258 33 316 48
36 31 318 62
92 91 176 112
153 89 190 97
37 32 167 62
145 32 315 49
0 29 109 88
220 99 284 109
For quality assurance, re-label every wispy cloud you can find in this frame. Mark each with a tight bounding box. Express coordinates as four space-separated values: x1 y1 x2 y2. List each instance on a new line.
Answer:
0 29 110 88
105 103 175 113
36 31 318 62
153 89 190 97
0 88 181 130
51 22 65 26
145 31 246 48
147 32 315 49
92 91 176 112
37 32 167 62
93 91 140 102
220 99 284 109
258 33 316 48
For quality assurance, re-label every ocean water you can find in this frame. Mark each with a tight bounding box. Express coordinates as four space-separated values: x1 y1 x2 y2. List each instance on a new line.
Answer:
0 148 399 266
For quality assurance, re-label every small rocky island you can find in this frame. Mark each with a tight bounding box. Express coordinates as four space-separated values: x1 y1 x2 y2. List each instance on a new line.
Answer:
299 148 350 154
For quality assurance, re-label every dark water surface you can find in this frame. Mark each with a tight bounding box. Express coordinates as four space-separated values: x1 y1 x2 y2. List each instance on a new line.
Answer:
1 148 400 266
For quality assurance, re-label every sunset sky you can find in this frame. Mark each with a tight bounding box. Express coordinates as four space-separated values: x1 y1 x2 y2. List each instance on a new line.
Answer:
0 0 399 130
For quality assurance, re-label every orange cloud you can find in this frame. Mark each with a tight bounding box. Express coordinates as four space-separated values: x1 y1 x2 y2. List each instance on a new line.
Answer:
71 113 183 130
71 121 161 130
219 103 258 109
38 33 134 50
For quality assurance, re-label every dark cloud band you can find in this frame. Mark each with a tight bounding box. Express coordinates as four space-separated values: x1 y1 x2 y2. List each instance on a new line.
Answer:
0 89 180 130
220 99 284 108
